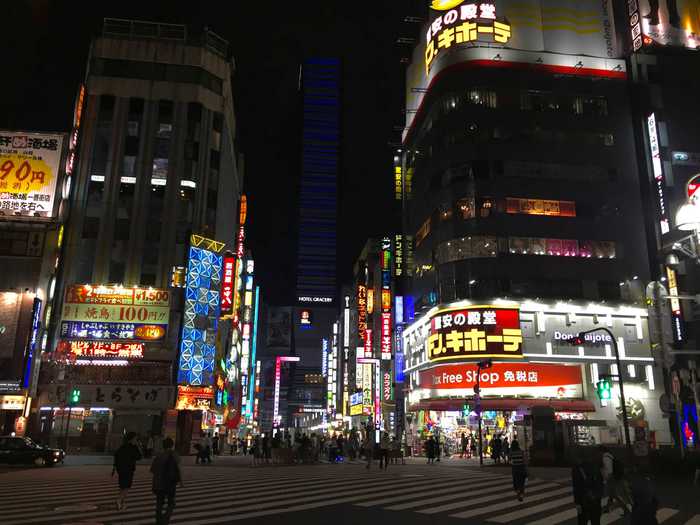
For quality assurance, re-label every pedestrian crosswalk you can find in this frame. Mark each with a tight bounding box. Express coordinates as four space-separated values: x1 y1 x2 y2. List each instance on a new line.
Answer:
0 461 694 525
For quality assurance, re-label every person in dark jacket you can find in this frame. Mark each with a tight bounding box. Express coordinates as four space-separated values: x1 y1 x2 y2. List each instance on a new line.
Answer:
151 437 183 525
572 454 605 525
510 440 527 501
630 466 659 525
112 432 142 511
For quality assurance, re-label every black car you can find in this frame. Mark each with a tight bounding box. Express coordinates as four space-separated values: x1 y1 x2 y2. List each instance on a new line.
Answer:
0 436 65 466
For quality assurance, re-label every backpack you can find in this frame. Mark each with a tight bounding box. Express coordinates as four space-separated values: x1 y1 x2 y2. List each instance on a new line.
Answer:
161 453 180 488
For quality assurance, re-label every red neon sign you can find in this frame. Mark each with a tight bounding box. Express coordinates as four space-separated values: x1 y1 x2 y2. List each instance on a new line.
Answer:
221 255 235 314
381 313 392 360
64 340 144 359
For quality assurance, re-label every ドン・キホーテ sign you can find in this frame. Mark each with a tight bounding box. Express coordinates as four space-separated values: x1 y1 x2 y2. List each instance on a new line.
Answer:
427 305 523 362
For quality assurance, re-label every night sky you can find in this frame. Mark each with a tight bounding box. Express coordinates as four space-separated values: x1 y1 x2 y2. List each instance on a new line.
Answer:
1 1 418 305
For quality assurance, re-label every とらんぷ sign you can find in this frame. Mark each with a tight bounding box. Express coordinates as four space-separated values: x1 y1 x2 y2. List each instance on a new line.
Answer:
427 305 523 362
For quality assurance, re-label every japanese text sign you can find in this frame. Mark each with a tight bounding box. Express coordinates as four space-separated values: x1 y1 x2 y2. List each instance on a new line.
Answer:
425 2 511 74
419 362 582 398
60 340 144 359
221 256 235 314
0 131 64 218
428 306 523 362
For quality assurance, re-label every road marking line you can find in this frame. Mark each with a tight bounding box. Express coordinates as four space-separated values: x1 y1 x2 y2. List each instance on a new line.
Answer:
658 508 679 523
356 475 508 507
490 496 574 523
684 514 700 525
448 486 571 519
384 479 530 510
418 482 560 515
526 507 579 525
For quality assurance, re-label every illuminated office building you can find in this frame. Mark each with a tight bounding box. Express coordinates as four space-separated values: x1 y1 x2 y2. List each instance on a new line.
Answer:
296 57 340 306
400 1 651 313
34 19 242 451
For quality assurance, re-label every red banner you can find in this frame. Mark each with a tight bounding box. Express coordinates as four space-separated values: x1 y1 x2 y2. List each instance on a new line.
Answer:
221 255 235 314
419 362 582 398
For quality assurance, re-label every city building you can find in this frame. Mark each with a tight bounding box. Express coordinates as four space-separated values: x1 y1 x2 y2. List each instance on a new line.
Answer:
35 19 243 452
396 0 662 457
296 57 340 307
614 1 700 449
0 127 71 435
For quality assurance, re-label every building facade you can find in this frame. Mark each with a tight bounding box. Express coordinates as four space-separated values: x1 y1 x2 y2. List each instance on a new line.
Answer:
395 0 662 457
35 19 242 451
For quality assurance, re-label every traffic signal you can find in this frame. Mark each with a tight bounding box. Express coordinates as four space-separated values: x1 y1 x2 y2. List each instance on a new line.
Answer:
69 388 80 405
477 359 492 370
596 379 612 401
570 333 585 346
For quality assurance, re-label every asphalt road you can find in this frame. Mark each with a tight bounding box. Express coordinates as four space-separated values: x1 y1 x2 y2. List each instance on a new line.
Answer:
0 456 697 525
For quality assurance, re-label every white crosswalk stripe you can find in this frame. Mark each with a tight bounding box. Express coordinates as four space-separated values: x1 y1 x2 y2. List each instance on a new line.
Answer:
0 463 689 525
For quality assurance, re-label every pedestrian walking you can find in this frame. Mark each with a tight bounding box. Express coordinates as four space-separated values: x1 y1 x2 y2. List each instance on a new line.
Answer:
470 435 477 458
460 432 468 459
502 436 510 464
379 432 391 470
145 432 155 459
435 434 442 463
630 466 659 525
426 435 436 464
363 432 374 469
212 433 220 456
112 432 142 511
201 433 212 463
492 435 502 464
510 440 527 501
600 446 630 515
572 453 604 525
150 437 183 525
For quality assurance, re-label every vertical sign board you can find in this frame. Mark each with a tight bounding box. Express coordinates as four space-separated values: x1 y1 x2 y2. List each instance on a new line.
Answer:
220 254 235 315
647 113 670 235
22 298 42 389
381 237 392 361
666 267 685 342
178 235 225 386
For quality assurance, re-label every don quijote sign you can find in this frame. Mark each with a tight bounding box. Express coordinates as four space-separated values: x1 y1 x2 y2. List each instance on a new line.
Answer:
553 330 612 345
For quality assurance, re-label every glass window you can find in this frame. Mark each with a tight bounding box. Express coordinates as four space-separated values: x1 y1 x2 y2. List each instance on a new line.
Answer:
457 197 475 219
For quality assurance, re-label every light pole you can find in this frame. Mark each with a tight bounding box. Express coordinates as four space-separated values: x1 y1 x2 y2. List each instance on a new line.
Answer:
574 328 631 450
473 359 492 466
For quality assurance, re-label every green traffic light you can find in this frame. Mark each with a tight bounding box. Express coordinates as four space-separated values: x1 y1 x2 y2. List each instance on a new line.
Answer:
70 388 80 405
596 380 611 401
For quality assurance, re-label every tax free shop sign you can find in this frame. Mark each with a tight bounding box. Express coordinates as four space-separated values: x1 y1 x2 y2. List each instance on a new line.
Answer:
418 362 583 398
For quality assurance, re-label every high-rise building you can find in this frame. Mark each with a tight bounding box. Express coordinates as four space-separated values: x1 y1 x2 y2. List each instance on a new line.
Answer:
614 1 700 448
35 19 242 451
398 1 668 456
296 57 340 306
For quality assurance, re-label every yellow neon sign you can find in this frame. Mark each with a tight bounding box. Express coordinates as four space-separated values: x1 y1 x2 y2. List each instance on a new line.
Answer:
431 0 464 10
425 2 512 74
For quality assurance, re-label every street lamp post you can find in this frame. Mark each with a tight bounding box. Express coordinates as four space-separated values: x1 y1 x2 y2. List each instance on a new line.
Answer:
474 359 492 466
575 328 632 450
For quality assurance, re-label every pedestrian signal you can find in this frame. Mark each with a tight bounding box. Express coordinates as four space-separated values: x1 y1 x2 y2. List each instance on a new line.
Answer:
596 379 612 401
69 388 80 405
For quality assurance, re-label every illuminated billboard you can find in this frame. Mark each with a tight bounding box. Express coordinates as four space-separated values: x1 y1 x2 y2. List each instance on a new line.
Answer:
635 0 700 48
405 0 622 140
0 131 65 218
178 235 224 386
427 305 523 362
61 285 170 341
59 340 144 359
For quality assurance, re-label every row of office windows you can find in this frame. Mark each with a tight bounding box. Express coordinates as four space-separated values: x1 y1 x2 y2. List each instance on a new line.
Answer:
415 196 578 246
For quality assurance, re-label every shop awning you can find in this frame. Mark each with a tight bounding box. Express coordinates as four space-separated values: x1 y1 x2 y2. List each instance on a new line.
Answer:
410 398 596 413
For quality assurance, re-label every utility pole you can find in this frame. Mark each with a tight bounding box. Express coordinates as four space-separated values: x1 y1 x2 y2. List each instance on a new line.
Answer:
574 329 631 449
474 359 492 465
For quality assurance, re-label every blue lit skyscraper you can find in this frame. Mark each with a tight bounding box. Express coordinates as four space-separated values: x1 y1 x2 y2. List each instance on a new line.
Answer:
296 58 340 305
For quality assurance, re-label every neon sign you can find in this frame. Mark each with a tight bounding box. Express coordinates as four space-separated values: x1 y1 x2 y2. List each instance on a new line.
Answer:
425 2 512 74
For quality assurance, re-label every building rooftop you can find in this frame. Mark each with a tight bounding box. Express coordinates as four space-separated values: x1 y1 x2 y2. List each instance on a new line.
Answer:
102 18 229 58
